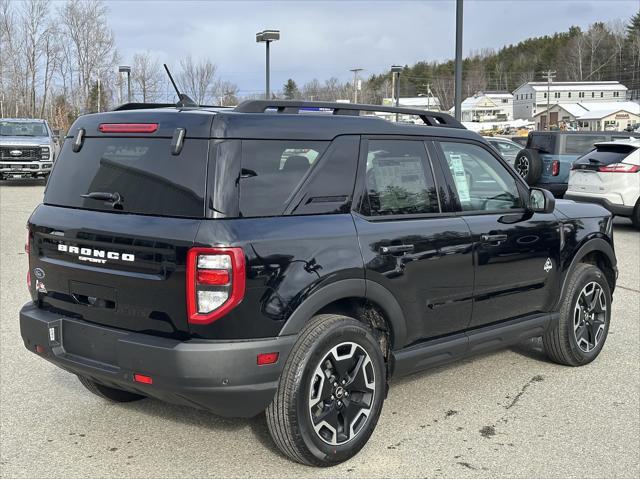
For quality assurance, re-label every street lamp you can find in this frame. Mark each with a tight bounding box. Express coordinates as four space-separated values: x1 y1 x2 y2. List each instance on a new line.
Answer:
391 65 403 121
256 29 280 100
119 65 131 103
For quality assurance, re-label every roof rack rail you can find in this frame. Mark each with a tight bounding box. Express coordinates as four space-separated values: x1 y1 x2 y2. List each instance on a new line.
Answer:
234 100 464 129
113 102 233 111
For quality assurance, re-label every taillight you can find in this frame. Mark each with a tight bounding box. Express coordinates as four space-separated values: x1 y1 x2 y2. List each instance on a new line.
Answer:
598 163 640 173
98 123 158 133
551 160 560 176
186 247 246 324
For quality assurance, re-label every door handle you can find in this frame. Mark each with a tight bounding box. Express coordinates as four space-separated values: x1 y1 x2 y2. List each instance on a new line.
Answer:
380 244 415 255
481 234 508 244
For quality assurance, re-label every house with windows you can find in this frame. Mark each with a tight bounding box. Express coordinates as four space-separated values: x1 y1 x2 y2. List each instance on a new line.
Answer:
513 81 628 120
449 91 513 122
532 101 640 131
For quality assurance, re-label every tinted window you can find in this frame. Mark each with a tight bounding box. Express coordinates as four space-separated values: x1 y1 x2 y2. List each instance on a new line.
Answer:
362 140 439 216
439 142 522 212
239 140 328 217
289 136 359 215
563 135 607 155
574 144 638 167
528 134 556 153
44 138 208 217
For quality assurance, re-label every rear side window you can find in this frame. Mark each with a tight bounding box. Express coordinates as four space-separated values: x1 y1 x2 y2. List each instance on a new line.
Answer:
563 135 607 155
528 134 556 154
239 140 328 217
362 139 439 216
44 138 208 217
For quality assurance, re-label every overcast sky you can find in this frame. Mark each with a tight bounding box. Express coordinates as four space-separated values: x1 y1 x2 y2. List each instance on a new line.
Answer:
106 0 639 95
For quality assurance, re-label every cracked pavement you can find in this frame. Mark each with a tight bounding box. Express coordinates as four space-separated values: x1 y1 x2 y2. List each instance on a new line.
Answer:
1 182 638 478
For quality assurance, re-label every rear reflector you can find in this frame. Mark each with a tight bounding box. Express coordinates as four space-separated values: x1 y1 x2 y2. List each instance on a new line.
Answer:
98 123 158 134
598 163 640 173
257 352 279 365
35 345 45 354
133 374 153 384
551 160 560 176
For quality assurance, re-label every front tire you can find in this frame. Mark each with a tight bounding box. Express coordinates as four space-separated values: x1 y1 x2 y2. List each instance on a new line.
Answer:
266 314 386 466
543 264 611 366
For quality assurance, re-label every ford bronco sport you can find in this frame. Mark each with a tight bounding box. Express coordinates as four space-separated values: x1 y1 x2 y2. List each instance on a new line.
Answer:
21 100 617 466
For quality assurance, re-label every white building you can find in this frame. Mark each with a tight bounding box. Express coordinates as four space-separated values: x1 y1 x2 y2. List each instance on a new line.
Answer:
533 101 640 131
382 96 442 112
513 81 628 120
450 91 513 122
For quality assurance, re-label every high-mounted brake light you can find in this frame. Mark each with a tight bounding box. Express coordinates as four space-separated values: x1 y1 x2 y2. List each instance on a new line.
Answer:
551 160 560 176
598 163 640 173
186 247 246 325
98 123 158 134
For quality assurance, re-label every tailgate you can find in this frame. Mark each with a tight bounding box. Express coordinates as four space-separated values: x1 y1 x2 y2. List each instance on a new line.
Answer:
28 204 200 339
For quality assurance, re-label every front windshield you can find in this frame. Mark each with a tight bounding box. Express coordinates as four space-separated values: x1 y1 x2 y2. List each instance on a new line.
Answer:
0 121 48 137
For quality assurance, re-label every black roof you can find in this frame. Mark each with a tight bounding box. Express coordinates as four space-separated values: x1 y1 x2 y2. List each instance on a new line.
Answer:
68 100 482 142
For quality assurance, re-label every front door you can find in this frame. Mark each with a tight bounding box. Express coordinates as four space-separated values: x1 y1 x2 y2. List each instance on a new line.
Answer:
435 140 561 329
353 138 474 347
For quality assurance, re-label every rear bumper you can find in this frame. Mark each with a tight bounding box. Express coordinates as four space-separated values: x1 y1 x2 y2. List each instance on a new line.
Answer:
0 161 52 176
564 193 635 217
19 302 296 417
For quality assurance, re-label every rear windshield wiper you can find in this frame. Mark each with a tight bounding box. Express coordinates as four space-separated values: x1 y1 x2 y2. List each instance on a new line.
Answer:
81 191 123 205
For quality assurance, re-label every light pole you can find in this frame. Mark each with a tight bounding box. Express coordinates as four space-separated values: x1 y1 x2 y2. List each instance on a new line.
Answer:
350 68 363 103
119 65 131 103
256 30 280 100
391 65 402 121
453 0 463 121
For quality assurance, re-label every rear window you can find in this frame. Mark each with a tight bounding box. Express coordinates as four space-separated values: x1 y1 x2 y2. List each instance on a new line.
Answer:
562 135 607 155
528 134 556 154
575 144 638 166
239 140 328 217
44 138 208 217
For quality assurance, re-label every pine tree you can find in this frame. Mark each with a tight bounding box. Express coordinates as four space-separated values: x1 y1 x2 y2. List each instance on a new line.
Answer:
283 79 299 100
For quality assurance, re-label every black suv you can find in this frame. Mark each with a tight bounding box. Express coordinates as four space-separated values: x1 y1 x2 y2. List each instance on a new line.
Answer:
21 101 617 466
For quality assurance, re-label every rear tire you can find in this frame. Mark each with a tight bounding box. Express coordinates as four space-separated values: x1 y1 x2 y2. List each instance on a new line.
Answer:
77 375 146 402
543 264 611 366
266 314 386 466
514 149 542 184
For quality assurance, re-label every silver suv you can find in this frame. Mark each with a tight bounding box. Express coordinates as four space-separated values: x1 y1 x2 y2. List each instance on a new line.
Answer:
0 118 58 180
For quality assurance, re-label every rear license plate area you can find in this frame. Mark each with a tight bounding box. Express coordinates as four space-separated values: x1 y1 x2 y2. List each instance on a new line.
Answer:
62 319 124 365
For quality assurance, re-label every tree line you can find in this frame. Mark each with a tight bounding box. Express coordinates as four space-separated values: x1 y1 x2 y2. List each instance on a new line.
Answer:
0 0 239 130
282 14 640 110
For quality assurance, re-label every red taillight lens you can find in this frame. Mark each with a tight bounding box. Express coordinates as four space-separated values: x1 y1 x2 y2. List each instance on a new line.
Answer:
186 247 246 325
98 123 158 133
598 163 640 173
551 160 560 176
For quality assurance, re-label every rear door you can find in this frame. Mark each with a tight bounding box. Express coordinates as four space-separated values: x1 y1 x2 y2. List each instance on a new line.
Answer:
353 137 473 346
29 133 210 339
434 139 561 328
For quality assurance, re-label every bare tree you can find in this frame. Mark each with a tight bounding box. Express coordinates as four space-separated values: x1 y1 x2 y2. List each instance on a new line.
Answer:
133 51 162 102
178 55 217 104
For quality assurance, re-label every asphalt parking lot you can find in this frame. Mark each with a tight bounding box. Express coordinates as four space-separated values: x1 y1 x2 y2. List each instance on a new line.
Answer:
1 180 638 478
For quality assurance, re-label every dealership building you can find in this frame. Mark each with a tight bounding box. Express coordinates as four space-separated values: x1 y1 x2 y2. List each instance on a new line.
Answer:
532 101 639 131
513 81 628 120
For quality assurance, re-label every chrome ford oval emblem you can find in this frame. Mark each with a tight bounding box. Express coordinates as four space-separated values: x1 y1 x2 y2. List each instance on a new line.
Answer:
10 149 23 157
33 268 45 279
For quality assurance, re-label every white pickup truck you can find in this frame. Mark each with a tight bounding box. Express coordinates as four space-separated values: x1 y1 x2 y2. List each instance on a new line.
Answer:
0 118 59 181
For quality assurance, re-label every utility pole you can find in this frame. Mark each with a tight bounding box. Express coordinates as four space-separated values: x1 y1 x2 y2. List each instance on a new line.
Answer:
542 70 556 130
350 68 363 103
453 0 464 121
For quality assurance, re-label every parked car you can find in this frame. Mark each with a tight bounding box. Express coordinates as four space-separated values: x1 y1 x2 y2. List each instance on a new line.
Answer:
484 136 523 165
513 130 640 197
566 139 640 228
0 118 58 181
21 100 617 466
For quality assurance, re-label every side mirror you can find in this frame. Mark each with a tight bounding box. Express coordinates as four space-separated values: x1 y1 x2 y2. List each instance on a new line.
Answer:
528 188 555 214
